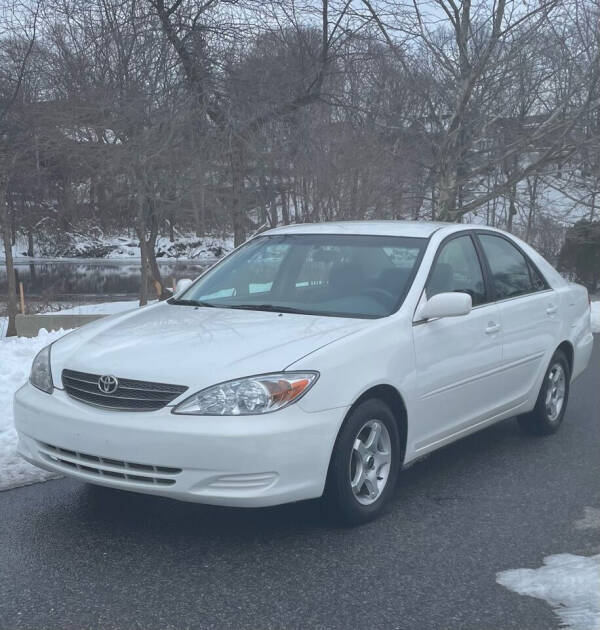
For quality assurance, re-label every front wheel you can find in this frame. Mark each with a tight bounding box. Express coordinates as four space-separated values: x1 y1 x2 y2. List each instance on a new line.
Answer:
324 399 401 525
518 350 570 436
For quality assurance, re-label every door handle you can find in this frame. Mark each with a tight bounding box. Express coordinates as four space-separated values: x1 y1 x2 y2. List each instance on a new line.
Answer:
485 322 501 335
546 304 558 315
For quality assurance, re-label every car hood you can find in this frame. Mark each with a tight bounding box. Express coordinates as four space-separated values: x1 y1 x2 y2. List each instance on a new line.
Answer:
50 302 369 394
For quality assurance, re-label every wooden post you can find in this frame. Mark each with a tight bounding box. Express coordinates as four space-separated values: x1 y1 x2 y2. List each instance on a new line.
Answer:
19 282 25 315
172 278 177 293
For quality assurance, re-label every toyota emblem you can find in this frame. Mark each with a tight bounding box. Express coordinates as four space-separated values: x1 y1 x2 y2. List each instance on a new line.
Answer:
98 375 119 394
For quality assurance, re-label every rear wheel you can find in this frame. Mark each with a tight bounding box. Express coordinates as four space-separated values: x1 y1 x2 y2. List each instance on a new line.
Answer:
325 399 401 525
518 350 570 436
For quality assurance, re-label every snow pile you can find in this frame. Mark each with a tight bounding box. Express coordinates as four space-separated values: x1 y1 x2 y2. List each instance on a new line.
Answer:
497 553 600 630
575 507 600 530
591 302 600 334
0 328 69 490
106 234 232 261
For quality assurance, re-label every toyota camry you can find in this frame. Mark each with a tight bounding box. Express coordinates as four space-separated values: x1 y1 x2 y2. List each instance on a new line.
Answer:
14 222 594 524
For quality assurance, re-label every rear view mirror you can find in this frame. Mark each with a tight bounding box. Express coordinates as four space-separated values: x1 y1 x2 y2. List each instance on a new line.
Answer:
418 292 472 320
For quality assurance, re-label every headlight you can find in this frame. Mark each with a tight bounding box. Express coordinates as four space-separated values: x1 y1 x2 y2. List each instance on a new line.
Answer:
172 372 319 416
29 344 53 394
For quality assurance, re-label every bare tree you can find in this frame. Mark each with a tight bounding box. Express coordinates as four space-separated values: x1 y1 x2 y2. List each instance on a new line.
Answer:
0 0 39 336
149 0 354 245
359 0 600 223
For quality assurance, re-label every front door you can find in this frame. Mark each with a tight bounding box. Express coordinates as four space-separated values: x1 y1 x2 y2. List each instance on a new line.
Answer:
411 234 503 454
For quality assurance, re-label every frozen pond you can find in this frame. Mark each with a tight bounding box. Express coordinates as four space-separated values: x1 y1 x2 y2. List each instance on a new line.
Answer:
0 259 209 302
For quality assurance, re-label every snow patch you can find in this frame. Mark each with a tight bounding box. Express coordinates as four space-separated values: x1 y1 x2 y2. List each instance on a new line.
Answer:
0 328 70 490
3 229 233 262
591 302 600 334
575 507 600 531
497 553 600 630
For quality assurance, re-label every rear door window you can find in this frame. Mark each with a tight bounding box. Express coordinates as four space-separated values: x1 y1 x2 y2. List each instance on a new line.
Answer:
478 234 535 300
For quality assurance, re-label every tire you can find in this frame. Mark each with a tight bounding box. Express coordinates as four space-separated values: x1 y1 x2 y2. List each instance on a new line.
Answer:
324 398 401 525
518 350 570 436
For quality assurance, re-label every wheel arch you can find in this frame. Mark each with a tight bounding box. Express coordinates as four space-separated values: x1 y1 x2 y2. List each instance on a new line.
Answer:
345 384 408 465
556 340 574 375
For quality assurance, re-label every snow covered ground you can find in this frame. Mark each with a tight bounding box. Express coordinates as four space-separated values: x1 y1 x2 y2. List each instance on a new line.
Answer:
0 328 69 490
2 231 233 262
497 553 600 630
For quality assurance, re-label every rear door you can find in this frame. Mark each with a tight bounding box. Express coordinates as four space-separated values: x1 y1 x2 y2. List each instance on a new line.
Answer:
412 233 503 453
476 232 560 405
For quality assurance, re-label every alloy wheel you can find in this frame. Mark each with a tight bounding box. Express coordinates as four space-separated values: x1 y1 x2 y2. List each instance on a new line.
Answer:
545 363 566 423
349 419 392 505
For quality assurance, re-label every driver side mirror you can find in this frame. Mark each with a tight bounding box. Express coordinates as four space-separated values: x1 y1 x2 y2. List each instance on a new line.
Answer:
418 292 472 321
174 278 193 295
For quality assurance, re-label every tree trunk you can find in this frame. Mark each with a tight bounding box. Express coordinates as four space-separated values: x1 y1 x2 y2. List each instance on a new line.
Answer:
301 178 309 222
138 238 149 307
281 190 290 225
168 216 175 243
145 212 168 299
437 162 459 222
526 176 538 242
230 137 247 247
136 194 150 306
506 182 517 233
349 170 359 219
136 191 168 302
0 184 18 336
291 188 300 223
269 198 278 228
192 174 206 237
147 246 167 299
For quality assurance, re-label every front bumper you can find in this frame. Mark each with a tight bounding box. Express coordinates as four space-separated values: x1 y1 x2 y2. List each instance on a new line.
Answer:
14 384 346 507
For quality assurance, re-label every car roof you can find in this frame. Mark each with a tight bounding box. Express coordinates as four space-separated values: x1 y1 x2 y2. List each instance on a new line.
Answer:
262 220 486 239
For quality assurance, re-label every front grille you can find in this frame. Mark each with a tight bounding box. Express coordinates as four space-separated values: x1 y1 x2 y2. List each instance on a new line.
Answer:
62 369 188 411
38 441 181 486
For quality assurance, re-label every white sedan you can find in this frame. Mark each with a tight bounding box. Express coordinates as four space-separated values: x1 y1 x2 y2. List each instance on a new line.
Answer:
15 222 594 524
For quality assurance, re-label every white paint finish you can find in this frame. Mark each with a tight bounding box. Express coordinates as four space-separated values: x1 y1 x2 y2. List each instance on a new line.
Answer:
15 384 346 506
417 292 472 320
411 302 503 451
12 223 593 506
48 302 369 393
494 291 562 403
174 278 193 294
264 220 449 238
592 302 600 333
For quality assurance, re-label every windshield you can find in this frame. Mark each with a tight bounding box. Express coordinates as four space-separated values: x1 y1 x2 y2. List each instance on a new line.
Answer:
175 234 427 318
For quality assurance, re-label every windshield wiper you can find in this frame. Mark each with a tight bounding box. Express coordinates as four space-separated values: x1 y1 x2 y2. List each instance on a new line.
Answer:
227 304 307 314
168 298 216 308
